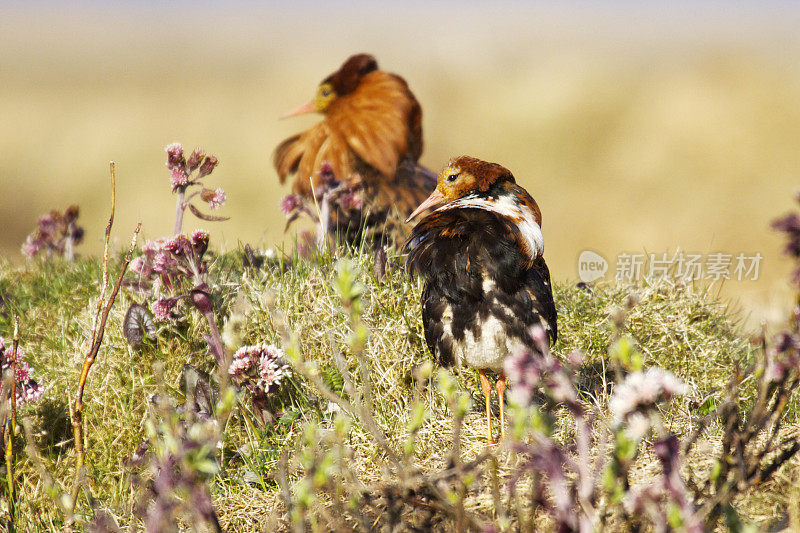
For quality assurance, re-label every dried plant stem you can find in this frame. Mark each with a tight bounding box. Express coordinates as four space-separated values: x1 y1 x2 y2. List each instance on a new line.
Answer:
64 221 76 261
71 161 141 505
174 188 186 235
3 316 20 531
202 310 225 367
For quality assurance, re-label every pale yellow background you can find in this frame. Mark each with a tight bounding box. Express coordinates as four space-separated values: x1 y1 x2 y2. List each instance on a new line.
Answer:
3 2 800 325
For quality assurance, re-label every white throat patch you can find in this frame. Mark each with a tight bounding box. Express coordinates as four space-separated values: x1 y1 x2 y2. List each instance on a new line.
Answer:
437 194 544 258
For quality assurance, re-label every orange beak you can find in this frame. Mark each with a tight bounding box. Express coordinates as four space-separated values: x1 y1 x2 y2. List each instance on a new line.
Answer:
406 189 445 223
280 100 316 119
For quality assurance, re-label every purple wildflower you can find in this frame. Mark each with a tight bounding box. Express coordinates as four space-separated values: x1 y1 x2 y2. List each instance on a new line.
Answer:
765 332 800 382
773 208 800 288
228 343 290 394
165 143 226 234
191 230 210 256
1 338 44 406
610 368 687 425
186 149 205 172
152 298 178 321
152 251 178 274
504 325 553 405
128 233 211 298
38 213 57 234
21 236 41 258
318 162 336 186
257 357 286 391
164 234 192 256
201 188 226 209
165 143 185 170
130 256 145 274
196 155 219 179
228 350 254 377
297 230 315 259
337 190 363 211
21 380 44 404
280 194 303 216
170 167 189 189
21 206 85 259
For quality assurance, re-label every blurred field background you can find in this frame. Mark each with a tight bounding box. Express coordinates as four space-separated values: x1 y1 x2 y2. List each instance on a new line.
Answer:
3 1 800 325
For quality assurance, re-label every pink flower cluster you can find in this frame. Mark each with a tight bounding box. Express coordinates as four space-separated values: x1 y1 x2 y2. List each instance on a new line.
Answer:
0 337 44 406
280 162 364 229
22 205 85 259
228 343 291 394
128 231 210 320
280 194 303 217
610 368 687 425
201 188 226 210
164 143 225 209
504 325 578 410
773 201 800 288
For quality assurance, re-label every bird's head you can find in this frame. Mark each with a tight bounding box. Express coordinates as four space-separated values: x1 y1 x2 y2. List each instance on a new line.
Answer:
406 156 516 222
281 54 379 118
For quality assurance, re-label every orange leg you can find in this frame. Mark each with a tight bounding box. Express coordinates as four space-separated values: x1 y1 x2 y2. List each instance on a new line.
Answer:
496 372 506 441
479 369 494 445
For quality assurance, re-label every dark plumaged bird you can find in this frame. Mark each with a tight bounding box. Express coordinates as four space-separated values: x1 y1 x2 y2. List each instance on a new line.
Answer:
404 156 558 444
274 53 436 245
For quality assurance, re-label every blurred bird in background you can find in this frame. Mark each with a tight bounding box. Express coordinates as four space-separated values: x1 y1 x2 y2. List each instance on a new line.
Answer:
405 156 557 444
274 53 436 247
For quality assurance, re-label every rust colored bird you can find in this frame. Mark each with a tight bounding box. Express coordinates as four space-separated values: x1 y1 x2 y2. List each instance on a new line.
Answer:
274 53 436 245
404 156 557 444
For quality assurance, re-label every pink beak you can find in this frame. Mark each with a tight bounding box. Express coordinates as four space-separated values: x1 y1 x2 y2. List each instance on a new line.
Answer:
280 99 316 119
406 189 445 223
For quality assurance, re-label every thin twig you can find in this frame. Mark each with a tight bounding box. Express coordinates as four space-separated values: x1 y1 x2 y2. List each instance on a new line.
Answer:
89 162 116 350
71 161 141 506
71 224 140 496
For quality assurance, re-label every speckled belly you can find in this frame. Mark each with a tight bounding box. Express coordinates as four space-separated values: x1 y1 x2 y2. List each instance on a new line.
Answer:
439 305 517 373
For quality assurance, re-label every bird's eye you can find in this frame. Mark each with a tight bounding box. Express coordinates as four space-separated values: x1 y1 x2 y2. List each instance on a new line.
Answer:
321 88 331 97
447 174 458 183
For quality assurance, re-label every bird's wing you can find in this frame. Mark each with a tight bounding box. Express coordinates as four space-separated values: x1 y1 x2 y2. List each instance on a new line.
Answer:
524 256 558 345
420 282 456 367
273 123 354 196
273 133 302 184
331 72 416 180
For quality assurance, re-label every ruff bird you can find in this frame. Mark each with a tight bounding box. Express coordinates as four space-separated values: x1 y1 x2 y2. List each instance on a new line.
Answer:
275 53 436 245
404 156 557 444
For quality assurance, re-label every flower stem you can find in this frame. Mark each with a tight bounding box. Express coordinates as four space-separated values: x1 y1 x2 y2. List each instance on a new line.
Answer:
174 188 186 235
